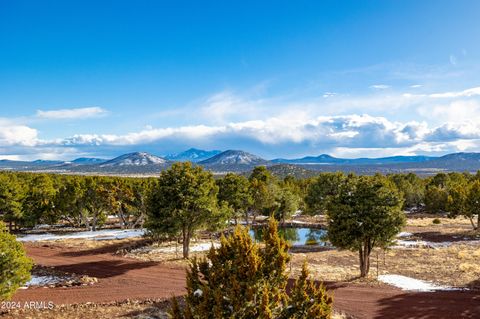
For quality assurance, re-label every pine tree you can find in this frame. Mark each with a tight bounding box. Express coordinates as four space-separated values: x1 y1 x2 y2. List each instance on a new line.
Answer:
170 218 332 318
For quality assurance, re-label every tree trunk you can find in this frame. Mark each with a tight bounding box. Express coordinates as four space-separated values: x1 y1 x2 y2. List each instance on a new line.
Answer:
83 212 90 230
359 241 371 277
359 248 366 277
133 212 145 229
244 210 249 226
477 214 480 233
119 205 127 229
182 226 190 259
468 216 476 230
8 221 12 232
92 213 97 231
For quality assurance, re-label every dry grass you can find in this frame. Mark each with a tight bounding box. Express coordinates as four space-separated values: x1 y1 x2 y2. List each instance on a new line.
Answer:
290 244 480 288
120 216 480 289
406 216 473 228
0 299 170 319
332 312 351 319
289 216 480 289
124 239 217 266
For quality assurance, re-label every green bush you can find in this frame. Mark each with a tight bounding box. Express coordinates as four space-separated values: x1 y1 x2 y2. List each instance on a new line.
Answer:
170 218 332 318
432 218 441 224
0 222 33 300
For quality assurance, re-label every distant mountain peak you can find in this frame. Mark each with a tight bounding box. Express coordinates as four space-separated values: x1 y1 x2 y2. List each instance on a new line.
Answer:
165 148 222 162
199 150 266 166
317 154 334 158
100 152 167 167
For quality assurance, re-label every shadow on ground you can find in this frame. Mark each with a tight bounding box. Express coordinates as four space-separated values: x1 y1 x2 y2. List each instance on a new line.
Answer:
54 259 159 278
412 231 479 243
58 238 153 257
375 290 480 319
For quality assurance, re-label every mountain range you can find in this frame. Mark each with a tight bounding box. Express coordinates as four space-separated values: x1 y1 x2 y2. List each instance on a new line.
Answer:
272 154 435 165
2 149 480 176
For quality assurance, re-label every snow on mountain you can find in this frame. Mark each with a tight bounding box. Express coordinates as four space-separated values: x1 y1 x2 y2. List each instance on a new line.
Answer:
165 148 221 162
199 150 266 166
100 152 168 167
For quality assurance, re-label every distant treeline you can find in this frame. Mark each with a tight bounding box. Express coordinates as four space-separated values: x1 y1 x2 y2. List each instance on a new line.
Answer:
0 168 479 233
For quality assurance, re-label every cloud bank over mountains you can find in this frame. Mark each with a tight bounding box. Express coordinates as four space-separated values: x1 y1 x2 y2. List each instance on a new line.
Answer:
3 86 480 160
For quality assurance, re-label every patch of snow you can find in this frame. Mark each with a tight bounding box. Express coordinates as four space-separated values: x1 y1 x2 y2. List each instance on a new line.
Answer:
193 289 203 297
378 274 460 292
17 229 145 242
21 275 64 288
289 220 307 224
393 239 450 249
397 232 413 238
138 242 220 254
34 224 52 229
155 243 220 253
394 238 480 249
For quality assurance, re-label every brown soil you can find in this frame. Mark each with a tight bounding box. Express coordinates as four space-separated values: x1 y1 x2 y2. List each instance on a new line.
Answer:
7 242 480 318
12 243 186 304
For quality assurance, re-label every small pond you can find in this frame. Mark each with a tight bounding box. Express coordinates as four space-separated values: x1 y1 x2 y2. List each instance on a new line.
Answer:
249 227 328 246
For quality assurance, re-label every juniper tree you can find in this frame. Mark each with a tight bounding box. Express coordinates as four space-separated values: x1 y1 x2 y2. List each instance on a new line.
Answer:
441 178 480 231
82 177 110 231
147 162 221 258
23 174 57 226
327 174 405 277
305 172 346 215
54 177 86 228
0 173 24 231
217 173 253 224
0 222 33 300
170 218 332 318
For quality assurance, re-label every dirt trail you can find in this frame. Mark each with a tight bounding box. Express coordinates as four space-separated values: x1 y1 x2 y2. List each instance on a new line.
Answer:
13 243 480 319
14 243 186 304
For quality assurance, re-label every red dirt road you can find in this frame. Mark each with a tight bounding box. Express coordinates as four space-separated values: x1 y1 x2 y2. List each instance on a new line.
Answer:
13 243 480 319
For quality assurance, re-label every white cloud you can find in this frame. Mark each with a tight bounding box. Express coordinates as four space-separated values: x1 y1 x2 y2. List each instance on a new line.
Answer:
322 92 337 98
0 119 38 146
4 111 480 160
56 114 429 150
370 84 390 89
5 84 480 160
429 86 480 98
36 107 108 119
418 100 480 123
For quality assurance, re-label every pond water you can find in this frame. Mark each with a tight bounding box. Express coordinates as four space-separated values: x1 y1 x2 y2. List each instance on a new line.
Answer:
249 227 328 246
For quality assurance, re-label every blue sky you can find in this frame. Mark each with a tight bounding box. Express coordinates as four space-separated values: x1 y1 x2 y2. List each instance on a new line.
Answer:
2 0 480 160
